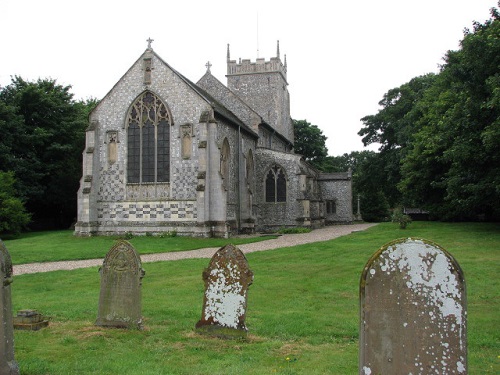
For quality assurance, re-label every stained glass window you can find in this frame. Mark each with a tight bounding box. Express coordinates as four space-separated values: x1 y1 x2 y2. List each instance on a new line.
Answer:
127 91 170 183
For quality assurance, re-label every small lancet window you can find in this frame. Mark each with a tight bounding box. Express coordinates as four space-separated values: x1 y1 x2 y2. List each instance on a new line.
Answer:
144 58 152 85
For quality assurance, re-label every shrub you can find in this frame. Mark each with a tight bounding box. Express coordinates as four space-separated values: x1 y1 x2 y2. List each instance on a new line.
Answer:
391 207 412 229
0 171 31 235
278 227 311 234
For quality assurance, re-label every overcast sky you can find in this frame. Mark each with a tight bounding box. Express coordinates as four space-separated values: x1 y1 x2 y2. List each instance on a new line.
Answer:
1 0 497 155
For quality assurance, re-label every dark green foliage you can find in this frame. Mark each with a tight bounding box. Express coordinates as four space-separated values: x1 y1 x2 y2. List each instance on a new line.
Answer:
292 119 328 170
391 207 412 229
277 227 311 234
0 171 31 234
358 4 500 221
0 76 97 229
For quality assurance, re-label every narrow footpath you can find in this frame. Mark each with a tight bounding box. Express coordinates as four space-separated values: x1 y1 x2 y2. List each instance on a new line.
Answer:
13 223 377 275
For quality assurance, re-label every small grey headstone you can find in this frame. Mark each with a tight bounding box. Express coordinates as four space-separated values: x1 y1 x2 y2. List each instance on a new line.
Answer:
96 240 145 329
0 240 20 375
360 238 467 375
195 244 253 338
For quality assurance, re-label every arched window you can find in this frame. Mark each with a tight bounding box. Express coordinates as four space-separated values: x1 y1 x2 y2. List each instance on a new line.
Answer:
265 165 286 203
127 91 170 183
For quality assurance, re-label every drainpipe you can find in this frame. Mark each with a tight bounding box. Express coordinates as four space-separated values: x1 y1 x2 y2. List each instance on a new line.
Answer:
237 125 241 233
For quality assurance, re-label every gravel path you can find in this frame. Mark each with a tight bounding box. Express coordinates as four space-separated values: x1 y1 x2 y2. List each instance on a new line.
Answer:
13 223 377 276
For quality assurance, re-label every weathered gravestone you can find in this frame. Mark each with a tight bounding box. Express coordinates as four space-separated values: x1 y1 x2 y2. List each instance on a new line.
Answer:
360 238 467 375
96 240 145 329
195 244 253 338
0 240 20 375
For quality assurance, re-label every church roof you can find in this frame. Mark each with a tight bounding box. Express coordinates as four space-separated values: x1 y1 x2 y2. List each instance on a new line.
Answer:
197 69 293 147
91 47 258 139
152 51 258 138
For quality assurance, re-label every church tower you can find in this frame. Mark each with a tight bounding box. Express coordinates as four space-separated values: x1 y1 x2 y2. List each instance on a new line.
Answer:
226 41 293 143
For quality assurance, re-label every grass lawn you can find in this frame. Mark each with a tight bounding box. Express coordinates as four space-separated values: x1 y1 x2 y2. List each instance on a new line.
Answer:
6 222 500 374
2 231 277 265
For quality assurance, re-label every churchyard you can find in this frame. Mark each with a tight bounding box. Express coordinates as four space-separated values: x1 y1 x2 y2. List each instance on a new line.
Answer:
3 222 499 374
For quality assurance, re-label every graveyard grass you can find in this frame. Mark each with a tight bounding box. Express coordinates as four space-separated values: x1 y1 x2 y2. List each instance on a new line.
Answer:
3 231 278 265
8 222 500 374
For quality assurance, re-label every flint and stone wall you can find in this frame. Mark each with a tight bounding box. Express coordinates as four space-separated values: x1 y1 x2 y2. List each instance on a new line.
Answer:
318 173 353 223
76 51 211 236
75 47 353 237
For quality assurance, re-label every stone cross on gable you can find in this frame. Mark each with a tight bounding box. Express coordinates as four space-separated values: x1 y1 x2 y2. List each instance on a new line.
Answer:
146 37 154 49
205 61 212 73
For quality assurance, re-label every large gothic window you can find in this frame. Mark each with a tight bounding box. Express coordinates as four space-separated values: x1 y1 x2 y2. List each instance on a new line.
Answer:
127 91 170 183
265 165 286 202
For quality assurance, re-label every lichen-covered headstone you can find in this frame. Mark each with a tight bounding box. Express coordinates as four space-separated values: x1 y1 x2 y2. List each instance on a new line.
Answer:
0 240 20 375
96 240 145 329
195 244 254 338
360 238 467 375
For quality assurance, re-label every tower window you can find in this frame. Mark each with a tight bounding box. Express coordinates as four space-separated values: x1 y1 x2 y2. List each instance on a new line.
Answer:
127 91 170 183
265 165 286 203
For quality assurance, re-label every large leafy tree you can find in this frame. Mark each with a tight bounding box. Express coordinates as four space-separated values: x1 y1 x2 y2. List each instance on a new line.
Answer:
358 4 500 220
400 6 500 220
0 77 96 229
358 74 437 207
293 119 328 170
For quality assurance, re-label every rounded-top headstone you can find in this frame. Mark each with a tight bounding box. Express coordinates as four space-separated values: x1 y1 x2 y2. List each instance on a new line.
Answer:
360 238 467 375
195 244 254 339
96 240 145 329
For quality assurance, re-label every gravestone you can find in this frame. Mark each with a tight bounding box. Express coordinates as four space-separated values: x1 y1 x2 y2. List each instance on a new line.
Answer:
195 244 253 338
96 240 145 329
0 240 20 375
360 238 467 375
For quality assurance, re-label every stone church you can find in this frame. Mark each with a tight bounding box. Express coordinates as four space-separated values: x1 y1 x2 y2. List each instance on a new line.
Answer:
75 40 353 237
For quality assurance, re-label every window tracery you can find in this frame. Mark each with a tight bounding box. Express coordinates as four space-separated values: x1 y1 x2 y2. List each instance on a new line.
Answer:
265 165 286 203
127 91 170 183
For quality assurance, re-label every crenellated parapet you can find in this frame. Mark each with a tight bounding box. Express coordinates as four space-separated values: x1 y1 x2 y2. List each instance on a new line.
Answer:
227 57 287 82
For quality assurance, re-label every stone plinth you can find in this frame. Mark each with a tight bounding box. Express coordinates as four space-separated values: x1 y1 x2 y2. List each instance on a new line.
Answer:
13 310 49 331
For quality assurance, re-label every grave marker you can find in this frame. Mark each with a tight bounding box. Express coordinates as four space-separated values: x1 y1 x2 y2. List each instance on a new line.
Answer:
96 240 145 329
360 238 467 374
195 244 253 338
0 240 20 375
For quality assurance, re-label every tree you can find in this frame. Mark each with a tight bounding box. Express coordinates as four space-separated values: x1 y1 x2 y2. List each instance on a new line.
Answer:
0 77 97 229
358 74 437 207
293 119 328 170
357 4 500 220
399 6 500 220
0 171 31 235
